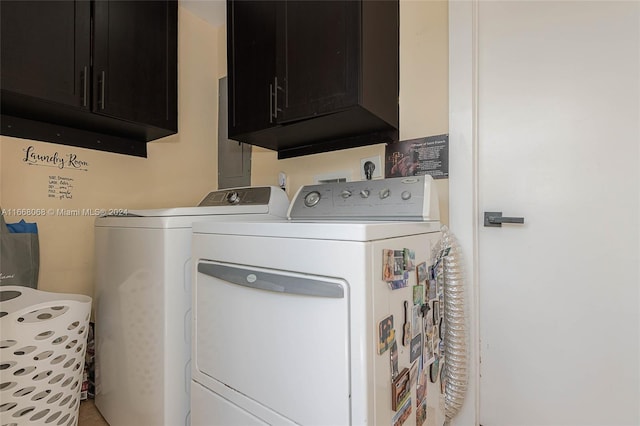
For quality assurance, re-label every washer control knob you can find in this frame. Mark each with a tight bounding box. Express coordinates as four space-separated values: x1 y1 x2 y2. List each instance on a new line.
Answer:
340 190 352 199
304 191 321 207
379 188 391 199
401 190 412 200
226 191 240 204
360 189 370 198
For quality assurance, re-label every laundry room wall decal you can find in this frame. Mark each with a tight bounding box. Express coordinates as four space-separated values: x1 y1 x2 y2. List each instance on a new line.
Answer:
22 145 90 171
19 145 89 201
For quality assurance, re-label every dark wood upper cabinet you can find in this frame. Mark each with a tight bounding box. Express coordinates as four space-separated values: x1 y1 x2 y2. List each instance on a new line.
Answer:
0 1 91 109
0 0 177 157
93 1 177 131
227 0 278 137
228 0 399 159
275 1 359 123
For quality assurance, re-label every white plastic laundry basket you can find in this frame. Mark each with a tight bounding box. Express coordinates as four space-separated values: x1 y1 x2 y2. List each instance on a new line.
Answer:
0 286 91 426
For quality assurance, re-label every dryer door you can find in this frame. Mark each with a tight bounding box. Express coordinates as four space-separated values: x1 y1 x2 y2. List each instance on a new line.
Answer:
194 261 351 425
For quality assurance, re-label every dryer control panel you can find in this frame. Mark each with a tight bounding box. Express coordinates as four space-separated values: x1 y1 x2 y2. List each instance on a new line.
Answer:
288 176 440 221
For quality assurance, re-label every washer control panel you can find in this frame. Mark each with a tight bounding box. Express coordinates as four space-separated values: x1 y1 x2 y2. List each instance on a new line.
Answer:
289 175 439 221
198 187 273 207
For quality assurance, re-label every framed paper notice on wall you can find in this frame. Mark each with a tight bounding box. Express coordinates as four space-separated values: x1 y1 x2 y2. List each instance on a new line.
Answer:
384 134 449 179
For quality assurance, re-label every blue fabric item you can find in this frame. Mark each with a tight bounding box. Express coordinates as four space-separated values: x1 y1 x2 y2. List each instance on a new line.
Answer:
6 219 38 234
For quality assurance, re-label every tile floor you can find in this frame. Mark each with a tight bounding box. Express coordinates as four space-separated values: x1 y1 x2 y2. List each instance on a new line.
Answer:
78 399 109 426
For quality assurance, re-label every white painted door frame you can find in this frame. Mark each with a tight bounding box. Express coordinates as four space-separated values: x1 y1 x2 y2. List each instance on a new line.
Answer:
449 1 480 424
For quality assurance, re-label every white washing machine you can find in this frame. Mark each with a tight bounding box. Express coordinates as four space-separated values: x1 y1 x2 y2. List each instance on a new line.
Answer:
191 176 446 426
93 186 289 426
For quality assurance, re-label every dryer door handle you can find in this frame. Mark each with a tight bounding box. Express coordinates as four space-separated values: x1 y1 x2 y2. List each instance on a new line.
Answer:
197 262 345 299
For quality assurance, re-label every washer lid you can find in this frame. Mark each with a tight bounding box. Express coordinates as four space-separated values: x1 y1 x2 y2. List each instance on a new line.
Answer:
124 204 270 217
103 186 290 218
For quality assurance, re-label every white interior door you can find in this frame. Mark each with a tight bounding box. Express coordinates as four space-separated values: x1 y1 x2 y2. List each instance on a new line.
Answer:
450 1 639 425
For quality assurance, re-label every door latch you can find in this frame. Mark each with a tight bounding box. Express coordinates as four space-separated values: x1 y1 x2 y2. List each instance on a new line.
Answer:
484 212 525 227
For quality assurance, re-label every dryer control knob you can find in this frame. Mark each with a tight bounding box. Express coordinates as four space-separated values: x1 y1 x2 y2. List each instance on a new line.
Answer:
340 190 352 199
401 190 412 200
304 191 321 207
360 189 370 198
379 188 391 199
226 191 240 204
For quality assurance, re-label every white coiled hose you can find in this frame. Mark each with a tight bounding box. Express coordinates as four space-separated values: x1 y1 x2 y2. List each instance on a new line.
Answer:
435 226 468 423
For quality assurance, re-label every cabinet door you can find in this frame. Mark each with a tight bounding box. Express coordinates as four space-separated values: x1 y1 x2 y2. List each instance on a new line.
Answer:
227 0 278 137
0 0 90 108
276 1 359 123
93 0 177 131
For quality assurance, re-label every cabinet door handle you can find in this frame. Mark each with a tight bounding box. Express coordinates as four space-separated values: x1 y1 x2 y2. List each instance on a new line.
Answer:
269 83 274 123
273 76 283 119
98 71 106 110
274 76 279 119
270 77 283 122
82 66 88 107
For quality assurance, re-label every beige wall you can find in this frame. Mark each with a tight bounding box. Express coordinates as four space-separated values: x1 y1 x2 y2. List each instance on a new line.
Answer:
252 0 449 221
0 7 223 297
0 1 448 300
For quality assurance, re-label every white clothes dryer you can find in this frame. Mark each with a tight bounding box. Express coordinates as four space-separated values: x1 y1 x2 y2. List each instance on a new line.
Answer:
93 186 289 426
190 176 446 426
